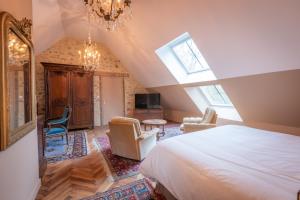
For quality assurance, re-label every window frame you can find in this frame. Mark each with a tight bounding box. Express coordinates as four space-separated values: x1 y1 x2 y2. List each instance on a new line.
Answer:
169 36 209 75
199 85 233 107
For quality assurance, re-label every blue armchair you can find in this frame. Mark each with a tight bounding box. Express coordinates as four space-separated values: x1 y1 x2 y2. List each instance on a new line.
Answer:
44 106 72 145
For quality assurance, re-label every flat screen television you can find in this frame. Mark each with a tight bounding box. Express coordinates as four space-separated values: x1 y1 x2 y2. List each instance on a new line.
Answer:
135 93 161 109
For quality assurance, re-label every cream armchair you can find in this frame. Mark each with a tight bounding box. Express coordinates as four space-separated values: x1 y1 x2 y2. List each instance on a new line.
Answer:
107 117 159 161
180 107 218 133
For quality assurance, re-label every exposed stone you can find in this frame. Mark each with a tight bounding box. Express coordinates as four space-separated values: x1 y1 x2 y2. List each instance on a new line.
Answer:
35 37 147 126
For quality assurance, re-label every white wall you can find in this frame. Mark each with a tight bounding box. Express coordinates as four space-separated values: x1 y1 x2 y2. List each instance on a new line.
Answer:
0 130 40 200
31 0 300 87
0 1 40 200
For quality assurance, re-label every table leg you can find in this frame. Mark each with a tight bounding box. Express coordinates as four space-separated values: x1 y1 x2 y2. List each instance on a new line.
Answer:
157 125 166 141
161 125 165 137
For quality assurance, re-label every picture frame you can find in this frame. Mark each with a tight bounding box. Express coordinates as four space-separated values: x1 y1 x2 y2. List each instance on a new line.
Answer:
0 11 36 150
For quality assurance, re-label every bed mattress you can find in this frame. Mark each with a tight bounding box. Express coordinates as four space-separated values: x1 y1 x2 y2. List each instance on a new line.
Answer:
140 125 300 200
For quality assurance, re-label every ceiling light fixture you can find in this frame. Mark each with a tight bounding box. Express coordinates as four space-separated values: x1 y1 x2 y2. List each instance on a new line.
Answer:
78 15 101 71
83 0 132 31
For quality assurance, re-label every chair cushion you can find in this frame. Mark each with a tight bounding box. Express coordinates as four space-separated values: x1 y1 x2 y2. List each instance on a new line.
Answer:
44 127 66 136
111 117 142 136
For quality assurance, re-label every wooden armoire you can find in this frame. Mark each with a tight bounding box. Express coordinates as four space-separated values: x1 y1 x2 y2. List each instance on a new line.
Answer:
42 62 94 129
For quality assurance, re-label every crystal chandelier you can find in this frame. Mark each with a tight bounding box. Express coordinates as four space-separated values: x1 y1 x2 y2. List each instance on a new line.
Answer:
78 16 101 71
83 0 132 31
8 30 29 66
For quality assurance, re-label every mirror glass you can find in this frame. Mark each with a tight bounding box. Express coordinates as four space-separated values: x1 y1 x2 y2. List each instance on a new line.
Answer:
7 28 31 131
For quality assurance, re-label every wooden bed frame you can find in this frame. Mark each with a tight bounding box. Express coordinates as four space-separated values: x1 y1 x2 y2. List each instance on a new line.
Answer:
156 182 177 200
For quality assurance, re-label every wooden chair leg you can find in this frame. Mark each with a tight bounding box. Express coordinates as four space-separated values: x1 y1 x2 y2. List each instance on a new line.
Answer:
66 132 69 145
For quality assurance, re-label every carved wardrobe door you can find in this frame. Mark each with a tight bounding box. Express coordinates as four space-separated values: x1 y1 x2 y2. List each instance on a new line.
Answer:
43 62 94 130
71 72 93 129
46 69 70 120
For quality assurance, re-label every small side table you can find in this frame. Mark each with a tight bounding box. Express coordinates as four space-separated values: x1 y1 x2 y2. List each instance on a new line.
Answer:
142 119 167 140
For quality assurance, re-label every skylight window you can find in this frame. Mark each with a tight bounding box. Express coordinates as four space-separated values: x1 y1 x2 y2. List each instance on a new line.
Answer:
156 32 216 83
200 85 233 107
171 37 208 74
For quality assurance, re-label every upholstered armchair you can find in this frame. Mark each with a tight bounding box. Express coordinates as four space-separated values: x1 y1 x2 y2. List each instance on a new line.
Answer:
44 106 72 144
107 117 159 161
180 107 217 133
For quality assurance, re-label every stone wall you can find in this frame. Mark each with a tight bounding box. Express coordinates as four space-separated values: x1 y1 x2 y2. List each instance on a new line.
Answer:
36 37 147 126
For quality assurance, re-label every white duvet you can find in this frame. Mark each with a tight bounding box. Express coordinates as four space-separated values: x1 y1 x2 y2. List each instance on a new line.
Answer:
140 125 300 200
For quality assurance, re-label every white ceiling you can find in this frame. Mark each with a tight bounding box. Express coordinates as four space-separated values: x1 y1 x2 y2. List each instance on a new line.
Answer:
33 0 300 88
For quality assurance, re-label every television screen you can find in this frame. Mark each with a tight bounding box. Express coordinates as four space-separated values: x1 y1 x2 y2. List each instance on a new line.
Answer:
135 93 160 109
148 93 160 108
135 94 148 109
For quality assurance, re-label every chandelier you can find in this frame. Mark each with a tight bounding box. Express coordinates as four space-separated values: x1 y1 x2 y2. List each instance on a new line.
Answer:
8 30 29 66
78 17 101 71
83 0 132 31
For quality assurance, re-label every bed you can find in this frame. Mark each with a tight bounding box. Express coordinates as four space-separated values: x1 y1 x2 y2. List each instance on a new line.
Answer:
140 125 300 200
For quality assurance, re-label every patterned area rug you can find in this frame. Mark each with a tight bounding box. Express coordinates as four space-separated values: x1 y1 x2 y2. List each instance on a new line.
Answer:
96 135 140 181
45 131 88 163
160 125 182 141
96 124 182 181
81 178 155 200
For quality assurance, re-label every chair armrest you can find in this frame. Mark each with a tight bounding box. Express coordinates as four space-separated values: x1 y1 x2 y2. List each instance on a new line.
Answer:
139 128 160 140
138 129 157 160
184 123 216 133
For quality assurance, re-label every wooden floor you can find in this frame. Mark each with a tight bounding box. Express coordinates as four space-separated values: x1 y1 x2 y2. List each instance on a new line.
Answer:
36 127 143 200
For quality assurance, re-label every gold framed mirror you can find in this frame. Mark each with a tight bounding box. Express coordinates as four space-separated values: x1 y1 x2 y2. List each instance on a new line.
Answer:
0 12 36 150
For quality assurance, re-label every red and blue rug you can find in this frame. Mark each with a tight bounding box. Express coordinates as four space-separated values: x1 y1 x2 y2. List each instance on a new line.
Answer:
96 124 182 181
45 131 88 163
81 178 155 200
96 135 140 181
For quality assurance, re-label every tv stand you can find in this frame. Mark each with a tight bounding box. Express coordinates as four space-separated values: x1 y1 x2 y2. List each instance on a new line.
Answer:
133 108 164 121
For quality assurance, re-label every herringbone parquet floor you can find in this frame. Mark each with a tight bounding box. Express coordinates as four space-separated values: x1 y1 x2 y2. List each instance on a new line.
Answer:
36 127 141 200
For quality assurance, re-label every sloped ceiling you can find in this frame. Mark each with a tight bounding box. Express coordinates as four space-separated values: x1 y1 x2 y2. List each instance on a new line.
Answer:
33 0 300 87
32 0 300 129
32 0 65 54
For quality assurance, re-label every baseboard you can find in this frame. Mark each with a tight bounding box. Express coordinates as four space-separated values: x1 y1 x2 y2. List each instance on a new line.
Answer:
27 178 41 200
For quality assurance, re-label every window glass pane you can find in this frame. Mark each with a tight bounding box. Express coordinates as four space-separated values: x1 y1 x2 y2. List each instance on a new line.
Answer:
215 85 232 105
186 39 203 62
200 85 233 106
172 38 207 73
